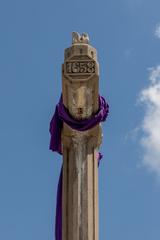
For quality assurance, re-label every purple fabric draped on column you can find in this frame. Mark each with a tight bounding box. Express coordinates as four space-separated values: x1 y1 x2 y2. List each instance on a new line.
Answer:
49 95 109 240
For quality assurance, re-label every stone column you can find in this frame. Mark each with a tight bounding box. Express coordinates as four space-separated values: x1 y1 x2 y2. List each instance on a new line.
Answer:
62 32 102 240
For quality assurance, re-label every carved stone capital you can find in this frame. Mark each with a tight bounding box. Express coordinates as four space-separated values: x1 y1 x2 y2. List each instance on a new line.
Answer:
62 34 99 121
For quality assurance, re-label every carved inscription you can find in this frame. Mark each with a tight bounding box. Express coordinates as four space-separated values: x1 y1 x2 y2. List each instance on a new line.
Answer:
66 61 95 74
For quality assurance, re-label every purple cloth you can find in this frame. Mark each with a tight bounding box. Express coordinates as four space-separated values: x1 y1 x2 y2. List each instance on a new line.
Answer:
49 95 109 240
49 95 109 153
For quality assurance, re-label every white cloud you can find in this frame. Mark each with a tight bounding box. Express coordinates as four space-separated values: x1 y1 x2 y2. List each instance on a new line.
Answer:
139 65 160 177
155 24 160 39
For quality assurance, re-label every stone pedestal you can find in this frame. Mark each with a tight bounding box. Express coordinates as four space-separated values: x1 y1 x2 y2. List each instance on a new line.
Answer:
62 32 102 240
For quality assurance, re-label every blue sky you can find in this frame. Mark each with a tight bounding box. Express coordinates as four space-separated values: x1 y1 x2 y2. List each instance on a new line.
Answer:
0 0 160 239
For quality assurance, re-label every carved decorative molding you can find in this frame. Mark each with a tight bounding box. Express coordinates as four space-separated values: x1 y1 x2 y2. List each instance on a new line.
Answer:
62 124 102 149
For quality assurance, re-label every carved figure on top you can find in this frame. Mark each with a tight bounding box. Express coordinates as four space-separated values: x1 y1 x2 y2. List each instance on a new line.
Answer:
72 32 89 44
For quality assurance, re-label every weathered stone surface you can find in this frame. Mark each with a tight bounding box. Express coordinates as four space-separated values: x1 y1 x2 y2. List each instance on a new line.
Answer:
62 32 102 240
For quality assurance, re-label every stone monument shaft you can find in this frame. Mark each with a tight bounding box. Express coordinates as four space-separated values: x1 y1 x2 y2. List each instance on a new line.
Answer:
62 32 102 240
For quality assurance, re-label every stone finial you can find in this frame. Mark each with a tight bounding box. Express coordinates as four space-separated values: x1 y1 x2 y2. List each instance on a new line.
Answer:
72 32 89 44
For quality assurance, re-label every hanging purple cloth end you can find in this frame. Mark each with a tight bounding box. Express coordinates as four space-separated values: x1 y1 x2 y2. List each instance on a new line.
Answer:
49 95 109 240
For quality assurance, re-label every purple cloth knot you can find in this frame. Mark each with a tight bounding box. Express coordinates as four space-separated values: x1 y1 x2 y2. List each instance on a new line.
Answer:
49 95 109 154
